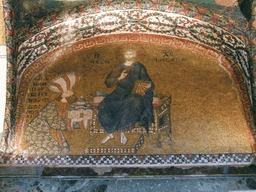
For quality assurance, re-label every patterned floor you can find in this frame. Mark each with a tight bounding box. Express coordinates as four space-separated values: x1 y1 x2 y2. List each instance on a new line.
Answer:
0 177 256 192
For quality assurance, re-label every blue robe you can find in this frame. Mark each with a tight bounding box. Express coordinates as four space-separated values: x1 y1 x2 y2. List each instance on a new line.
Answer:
98 62 154 133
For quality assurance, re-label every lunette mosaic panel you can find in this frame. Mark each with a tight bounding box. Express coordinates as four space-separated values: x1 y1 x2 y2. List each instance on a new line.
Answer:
1 0 256 168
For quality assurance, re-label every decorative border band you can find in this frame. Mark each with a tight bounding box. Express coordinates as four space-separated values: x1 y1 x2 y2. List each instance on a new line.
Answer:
0 153 254 166
16 10 249 95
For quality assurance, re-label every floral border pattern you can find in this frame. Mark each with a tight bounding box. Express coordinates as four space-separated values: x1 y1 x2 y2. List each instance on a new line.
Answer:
16 10 250 96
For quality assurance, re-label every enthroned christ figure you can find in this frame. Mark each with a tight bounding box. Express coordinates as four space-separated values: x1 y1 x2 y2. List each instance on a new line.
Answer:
98 48 155 145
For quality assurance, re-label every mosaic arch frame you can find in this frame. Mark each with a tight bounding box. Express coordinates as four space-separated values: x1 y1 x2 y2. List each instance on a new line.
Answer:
1 0 256 167
15 33 256 149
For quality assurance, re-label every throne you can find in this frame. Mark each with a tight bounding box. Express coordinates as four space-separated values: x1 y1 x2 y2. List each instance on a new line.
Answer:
88 95 172 150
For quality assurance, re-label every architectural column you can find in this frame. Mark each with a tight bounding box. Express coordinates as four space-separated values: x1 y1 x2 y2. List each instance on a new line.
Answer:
0 0 7 143
0 0 16 153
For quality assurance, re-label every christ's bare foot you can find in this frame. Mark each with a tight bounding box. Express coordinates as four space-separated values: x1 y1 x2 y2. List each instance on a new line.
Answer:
120 133 128 145
101 134 114 144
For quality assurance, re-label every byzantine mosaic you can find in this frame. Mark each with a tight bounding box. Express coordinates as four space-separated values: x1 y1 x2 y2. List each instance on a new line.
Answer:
0 0 256 168
16 10 249 82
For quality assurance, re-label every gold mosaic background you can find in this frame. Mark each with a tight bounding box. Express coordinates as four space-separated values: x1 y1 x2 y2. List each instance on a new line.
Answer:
22 43 252 155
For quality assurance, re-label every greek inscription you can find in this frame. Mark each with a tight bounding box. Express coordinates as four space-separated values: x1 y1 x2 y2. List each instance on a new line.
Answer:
27 110 39 114
94 52 100 59
155 50 186 62
28 98 41 103
42 98 49 102
34 74 48 81
163 51 173 57
27 104 41 109
26 74 50 119
33 82 47 86
30 92 48 97
90 60 110 64
155 58 186 62
90 52 110 64
34 87 44 92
